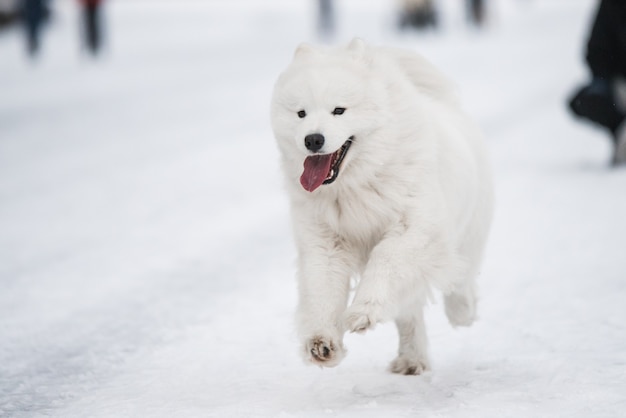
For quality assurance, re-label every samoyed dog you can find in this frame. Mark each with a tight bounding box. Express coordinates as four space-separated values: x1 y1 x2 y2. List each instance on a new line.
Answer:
270 39 493 375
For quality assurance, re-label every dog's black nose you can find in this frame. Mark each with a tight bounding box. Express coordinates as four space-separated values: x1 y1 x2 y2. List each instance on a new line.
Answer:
304 133 325 152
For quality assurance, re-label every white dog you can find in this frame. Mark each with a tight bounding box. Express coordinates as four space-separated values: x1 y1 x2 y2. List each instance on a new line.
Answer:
270 39 493 375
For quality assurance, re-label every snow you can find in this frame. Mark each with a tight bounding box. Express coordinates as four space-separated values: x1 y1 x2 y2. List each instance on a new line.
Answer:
1 0 626 417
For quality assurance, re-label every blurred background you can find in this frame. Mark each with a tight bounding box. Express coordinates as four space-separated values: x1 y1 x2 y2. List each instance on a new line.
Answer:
1 1 625 417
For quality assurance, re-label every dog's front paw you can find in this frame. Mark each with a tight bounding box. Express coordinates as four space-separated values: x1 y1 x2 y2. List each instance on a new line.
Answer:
343 302 384 334
389 355 430 376
303 335 345 367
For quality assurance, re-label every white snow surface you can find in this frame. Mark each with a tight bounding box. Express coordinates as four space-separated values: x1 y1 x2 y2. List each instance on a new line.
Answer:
1 0 626 417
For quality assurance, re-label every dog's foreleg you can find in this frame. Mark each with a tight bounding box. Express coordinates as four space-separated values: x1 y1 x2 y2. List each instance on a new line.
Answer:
344 226 456 334
296 243 354 368
343 231 426 333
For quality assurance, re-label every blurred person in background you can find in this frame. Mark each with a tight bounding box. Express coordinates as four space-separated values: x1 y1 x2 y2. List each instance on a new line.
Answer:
569 0 626 166
467 0 485 27
317 0 334 39
21 0 49 56
398 0 487 31
0 0 21 29
398 0 437 30
79 0 103 55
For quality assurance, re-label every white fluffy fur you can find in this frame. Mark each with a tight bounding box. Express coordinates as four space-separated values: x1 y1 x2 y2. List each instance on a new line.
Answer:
270 39 494 374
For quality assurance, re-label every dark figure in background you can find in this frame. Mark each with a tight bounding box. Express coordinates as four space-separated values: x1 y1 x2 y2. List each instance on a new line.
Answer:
21 0 48 56
0 2 21 29
79 0 103 54
569 0 626 165
317 0 334 38
398 0 437 31
467 0 485 26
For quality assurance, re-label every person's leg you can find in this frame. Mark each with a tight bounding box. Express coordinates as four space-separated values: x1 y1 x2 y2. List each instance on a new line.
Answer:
586 0 614 80
570 1 626 136
86 4 99 53
26 19 40 55
568 0 626 165
586 0 626 81
468 0 485 26
318 0 334 36
569 80 624 136
612 125 626 165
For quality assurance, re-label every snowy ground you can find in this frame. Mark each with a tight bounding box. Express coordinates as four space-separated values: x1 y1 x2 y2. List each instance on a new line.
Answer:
1 0 626 417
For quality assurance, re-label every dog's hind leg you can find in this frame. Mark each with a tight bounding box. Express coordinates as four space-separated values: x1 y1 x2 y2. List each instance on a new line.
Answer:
444 280 477 327
445 214 489 327
444 165 493 327
389 307 431 375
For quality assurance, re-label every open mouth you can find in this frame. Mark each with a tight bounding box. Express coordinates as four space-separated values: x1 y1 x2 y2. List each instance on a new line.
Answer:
300 136 354 192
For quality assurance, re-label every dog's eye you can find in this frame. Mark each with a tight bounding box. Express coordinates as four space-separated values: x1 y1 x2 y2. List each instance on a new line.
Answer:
297 110 306 118
332 107 346 115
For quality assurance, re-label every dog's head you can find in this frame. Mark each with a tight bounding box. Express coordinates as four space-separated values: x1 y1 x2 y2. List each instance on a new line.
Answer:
271 39 389 193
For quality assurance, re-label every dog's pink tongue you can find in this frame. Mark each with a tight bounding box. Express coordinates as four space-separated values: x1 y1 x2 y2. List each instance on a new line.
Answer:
300 154 332 192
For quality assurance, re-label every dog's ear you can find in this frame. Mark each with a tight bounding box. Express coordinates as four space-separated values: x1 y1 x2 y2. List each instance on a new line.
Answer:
347 38 367 58
294 42 316 60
